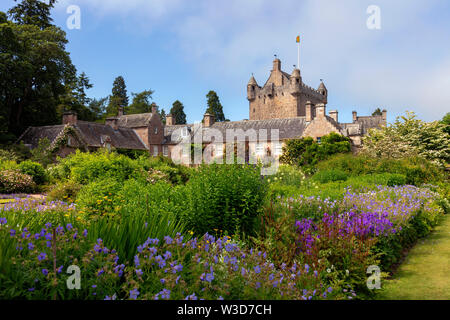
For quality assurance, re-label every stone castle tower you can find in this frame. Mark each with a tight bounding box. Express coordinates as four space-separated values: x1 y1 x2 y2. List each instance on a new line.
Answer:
247 58 327 120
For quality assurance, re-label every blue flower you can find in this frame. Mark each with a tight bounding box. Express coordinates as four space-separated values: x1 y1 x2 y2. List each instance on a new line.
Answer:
135 269 143 276
0 217 7 225
130 289 140 300
82 229 88 237
37 252 47 261
66 223 73 230
42 269 49 276
10 229 16 237
253 266 261 274
28 242 34 250
57 265 63 274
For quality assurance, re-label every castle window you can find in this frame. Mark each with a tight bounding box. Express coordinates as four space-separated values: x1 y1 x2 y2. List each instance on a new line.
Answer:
154 127 158 134
163 145 168 156
153 145 159 156
317 137 322 144
253 108 255 113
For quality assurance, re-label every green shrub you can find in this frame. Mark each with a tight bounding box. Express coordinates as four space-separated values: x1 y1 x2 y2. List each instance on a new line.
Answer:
18 160 48 185
313 169 348 184
386 174 407 187
184 164 268 236
54 150 139 184
317 154 444 185
280 132 351 168
46 180 82 202
75 178 123 217
0 169 35 194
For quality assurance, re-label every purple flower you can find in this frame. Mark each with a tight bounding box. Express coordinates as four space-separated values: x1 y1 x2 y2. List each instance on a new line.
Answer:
0 217 7 225
82 229 88 237
135 269 143 276
253 266 261 274
10 229 16 237
28 242 34 250
42 269 49 276
37 252 47 261
130 289 140 300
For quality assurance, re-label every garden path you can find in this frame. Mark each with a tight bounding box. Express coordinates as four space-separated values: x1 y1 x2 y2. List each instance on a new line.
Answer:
378 214 450 300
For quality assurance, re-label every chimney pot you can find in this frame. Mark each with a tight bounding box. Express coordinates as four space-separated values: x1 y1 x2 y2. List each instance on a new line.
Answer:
166 114 175 126
203 113 215 127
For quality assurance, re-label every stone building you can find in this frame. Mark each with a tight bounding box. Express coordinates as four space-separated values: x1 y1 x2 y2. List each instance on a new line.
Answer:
18 57 386 161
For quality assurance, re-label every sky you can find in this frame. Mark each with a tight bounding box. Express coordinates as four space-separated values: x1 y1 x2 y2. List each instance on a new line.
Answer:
1 0 449 124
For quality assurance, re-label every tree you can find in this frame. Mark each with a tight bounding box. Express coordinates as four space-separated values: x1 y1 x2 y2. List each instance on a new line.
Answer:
361 111 450 167
8 0 56 29
279 132 351 168
0 10 77 140
159 108 166 124
106 76 128 116
372 108 383 116
170 100 187 125
128 90 154 114
205 91 225 122
441 112 450 135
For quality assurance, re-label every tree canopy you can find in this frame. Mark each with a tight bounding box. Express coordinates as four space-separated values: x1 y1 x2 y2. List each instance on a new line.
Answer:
106 76 129 117
205 90 225 122
128 90 154 114
170 100 187 125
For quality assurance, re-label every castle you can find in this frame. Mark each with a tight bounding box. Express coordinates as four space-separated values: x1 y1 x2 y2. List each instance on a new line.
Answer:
18 57 386 160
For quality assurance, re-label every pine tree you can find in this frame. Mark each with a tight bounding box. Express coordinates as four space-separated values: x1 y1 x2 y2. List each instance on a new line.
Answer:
106 76 129 116
205 90 225 122
159 108 166 124
128 90 154 114
372 108 383 116
8 0 56 29
170 100 187 125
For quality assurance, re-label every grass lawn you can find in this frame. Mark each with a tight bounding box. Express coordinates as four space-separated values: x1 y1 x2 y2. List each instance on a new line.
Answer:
377 214 450 300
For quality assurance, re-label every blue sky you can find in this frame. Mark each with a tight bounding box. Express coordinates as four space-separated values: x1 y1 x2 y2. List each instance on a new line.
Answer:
1 0 449 123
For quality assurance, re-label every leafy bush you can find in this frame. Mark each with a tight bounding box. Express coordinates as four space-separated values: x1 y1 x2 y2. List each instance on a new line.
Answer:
47 180 82 202
183 164 268 237
361 111 450 167
0 170 35 194
317 154 444 185
313 169 349 184
76 178 123 217
18 160 48 185
53 150 139 184
280 132 351 169
386 174 407 187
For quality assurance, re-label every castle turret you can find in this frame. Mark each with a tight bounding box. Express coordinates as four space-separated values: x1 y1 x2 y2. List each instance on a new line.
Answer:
247 75 258 101
318 81 328 104
290 68 301 96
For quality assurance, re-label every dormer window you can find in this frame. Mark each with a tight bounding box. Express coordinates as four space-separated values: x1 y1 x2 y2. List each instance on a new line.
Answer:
181 127 189 137
154 127 158 135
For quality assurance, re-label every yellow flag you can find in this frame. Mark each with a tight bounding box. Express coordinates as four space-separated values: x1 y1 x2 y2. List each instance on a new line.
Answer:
296 35 300 43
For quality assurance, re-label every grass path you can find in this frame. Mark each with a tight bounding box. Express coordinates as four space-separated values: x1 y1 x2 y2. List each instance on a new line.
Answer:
377 214 450 300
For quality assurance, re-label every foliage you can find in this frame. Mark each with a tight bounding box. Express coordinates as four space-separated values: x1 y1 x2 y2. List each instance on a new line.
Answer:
128 90 154 114
170 100 187 125
183 164 267 237
106 76 128 117
1 8 77 138
0 169 35 193
29 138 53 167
46 180 82 203
205 90 226 122
361 111 450 167
313 169 348 184
280 133 351 169
317 153 444 185
18 160 47 185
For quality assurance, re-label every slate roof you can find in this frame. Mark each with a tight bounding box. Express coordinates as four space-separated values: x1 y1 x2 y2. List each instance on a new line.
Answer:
74 121 147 150
18 125 66 149
116 113 153 128
18 122 148 150
164 118 308 144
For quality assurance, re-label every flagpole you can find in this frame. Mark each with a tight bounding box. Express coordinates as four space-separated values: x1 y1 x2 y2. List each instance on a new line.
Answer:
297 38 300 70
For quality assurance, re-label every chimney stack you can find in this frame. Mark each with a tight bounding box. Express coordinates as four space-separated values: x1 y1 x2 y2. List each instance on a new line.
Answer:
105 117 119 130
329 110 338 123
315 103 326 118
62 111 77 125
305 101 313 122
352 111 358 123
273 58 281 71
382 109 387 125
166 114 175 126
151 103 158 114
203 113 215 127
